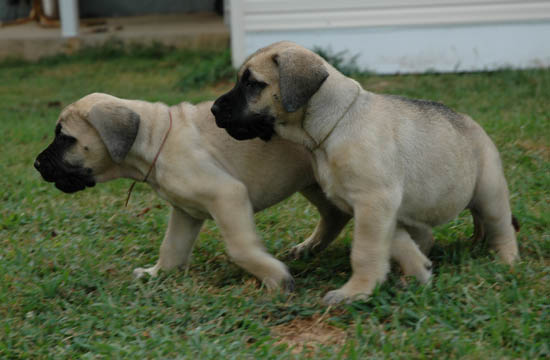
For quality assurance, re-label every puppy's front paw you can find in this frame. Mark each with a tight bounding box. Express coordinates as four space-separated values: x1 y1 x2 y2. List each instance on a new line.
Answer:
263 273 295 293
322 289 369 305
133 264 160 279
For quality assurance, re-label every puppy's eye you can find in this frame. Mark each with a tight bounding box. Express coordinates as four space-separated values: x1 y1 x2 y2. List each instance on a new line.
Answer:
57 133 77 145
246 80 267 89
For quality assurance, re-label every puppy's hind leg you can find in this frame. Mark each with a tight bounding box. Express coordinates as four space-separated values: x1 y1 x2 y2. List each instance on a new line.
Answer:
392 227 432 284
134 207 204 279
290 184 351 259
404 225 435 256
469 208 486 245
471 148 519 264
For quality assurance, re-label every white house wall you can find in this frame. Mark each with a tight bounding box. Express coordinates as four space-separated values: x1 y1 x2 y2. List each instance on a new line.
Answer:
244 22 550 74
229 0 550 73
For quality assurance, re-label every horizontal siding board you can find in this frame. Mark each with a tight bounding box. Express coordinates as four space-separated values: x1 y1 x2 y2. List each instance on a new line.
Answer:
243 1 550 31
244 0 530 13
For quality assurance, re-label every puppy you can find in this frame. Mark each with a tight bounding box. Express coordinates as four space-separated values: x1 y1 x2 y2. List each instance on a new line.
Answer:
35 92 355 290
212 41 519 304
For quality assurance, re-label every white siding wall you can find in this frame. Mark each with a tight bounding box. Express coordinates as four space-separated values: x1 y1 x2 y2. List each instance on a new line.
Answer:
229 0 550 73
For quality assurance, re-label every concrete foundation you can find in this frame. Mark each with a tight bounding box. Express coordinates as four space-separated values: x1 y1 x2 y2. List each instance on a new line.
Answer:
0 13 229 61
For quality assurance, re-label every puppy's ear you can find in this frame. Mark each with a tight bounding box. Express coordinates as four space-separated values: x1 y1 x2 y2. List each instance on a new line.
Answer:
87 102 140 163
273 49 329 112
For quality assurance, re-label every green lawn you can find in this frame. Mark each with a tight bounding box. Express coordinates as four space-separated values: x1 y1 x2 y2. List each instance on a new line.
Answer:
1 47 549 359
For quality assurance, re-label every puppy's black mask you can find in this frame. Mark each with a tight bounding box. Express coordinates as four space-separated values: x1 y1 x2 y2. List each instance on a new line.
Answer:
34 124 95 194
211 69 275 141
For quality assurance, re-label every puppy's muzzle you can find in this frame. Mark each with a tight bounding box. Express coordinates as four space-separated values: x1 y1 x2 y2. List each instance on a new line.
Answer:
211 96 276 141
211 98 230 128
34 148 95 194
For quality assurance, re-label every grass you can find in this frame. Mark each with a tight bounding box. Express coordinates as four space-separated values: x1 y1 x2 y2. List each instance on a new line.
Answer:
0 46 549 359
313 47 366 77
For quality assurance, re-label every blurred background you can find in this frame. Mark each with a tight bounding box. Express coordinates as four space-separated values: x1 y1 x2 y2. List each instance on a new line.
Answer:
1 0 550 73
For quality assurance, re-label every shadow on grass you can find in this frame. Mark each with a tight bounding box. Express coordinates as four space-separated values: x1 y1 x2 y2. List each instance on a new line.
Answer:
181 233 498 293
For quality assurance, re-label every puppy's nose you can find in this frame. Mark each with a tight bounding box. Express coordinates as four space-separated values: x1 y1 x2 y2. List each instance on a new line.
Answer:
34 159 41 170
211 102 221 117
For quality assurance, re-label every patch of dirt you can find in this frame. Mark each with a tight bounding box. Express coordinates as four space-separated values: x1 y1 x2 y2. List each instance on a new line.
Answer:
271 314 348 354
516 140 550 160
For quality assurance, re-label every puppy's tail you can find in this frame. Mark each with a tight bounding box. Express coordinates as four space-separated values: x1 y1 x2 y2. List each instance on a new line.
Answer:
512 215 520 233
